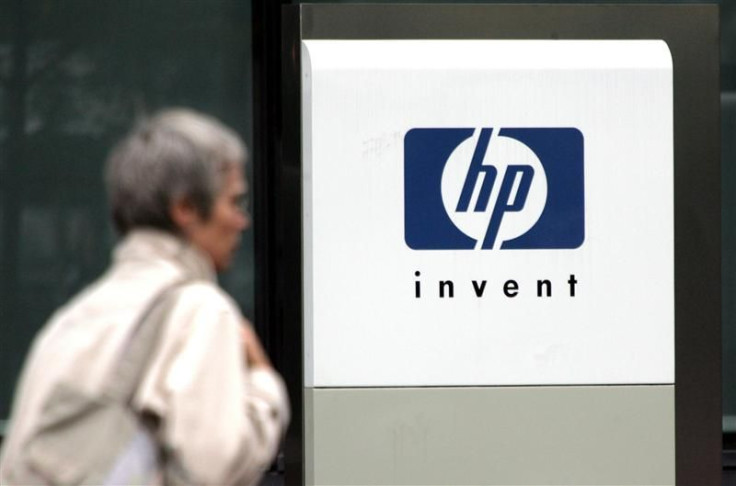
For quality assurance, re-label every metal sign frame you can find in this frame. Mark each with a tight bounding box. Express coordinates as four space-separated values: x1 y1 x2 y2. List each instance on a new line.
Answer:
274 4 720 484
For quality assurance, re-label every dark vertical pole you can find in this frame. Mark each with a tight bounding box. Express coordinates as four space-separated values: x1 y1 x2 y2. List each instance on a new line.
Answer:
279 6 304 484
670 7 722 484
253 0 303 484
251 0 275 356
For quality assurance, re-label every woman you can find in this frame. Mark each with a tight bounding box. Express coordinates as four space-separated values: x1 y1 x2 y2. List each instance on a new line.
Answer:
0 109 289 485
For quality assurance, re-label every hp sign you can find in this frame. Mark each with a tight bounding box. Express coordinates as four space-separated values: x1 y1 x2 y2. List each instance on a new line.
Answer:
404 128 585 250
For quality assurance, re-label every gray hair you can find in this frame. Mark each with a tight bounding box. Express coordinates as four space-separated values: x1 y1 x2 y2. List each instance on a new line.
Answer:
105 108 246 235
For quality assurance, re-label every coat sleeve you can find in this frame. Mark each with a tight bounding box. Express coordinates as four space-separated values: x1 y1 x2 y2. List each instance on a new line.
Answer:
136 283 290 486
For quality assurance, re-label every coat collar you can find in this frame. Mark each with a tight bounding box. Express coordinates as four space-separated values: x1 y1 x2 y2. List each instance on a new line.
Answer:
113 229 216 282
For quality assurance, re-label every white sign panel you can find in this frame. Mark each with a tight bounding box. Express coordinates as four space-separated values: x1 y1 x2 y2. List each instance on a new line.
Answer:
302 40 674 387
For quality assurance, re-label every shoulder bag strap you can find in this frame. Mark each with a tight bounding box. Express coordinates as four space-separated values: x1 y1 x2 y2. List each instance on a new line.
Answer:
103 280 188 405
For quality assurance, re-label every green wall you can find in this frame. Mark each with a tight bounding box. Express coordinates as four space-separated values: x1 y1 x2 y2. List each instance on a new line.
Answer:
0 0 254 420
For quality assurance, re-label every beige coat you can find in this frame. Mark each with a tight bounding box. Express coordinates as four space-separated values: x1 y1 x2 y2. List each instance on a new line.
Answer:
0 230 289 485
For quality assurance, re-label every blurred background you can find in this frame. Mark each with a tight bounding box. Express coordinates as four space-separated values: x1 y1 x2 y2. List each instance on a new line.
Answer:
0 0 254 420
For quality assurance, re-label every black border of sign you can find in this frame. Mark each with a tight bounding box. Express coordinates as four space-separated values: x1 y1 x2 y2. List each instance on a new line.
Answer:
271 4 720 484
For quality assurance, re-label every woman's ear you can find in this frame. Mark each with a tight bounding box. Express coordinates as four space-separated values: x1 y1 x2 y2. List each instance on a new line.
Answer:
169 197 199 232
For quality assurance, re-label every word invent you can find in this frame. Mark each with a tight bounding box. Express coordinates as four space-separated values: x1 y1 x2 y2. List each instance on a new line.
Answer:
413 271 578 298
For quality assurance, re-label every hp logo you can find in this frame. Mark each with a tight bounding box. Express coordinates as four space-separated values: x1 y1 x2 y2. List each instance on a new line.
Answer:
404 128 584 250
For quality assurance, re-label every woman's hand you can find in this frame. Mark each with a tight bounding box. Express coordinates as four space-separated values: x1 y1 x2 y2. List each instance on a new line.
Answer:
241 320 272 369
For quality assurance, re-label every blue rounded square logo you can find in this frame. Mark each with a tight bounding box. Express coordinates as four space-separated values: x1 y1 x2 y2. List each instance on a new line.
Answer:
404 127 585 250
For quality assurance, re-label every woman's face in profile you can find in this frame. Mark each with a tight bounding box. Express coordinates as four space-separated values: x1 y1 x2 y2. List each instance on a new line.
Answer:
183 165 250 271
